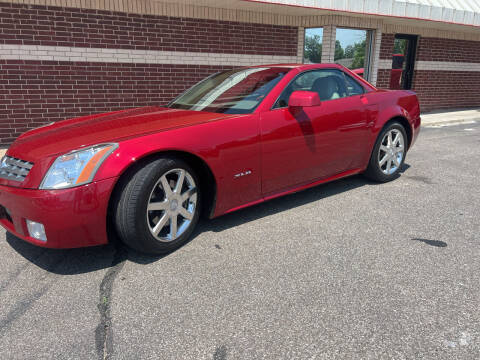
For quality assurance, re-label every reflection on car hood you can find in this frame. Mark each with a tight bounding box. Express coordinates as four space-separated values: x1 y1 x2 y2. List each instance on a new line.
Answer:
8 107 235 161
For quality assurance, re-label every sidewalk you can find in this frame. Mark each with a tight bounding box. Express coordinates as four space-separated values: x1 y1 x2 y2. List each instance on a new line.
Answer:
0 108 479 158
421 108 480 127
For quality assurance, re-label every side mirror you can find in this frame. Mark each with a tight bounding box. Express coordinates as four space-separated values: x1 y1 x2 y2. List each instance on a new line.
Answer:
288 91 321 108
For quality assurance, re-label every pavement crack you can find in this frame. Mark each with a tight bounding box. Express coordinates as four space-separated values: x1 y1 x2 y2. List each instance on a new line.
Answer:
0 250 68 336
95 244 128 360
0 249 48 293
0 284 50 337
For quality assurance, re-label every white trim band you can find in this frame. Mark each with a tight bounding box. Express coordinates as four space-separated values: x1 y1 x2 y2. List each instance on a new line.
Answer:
378 59 480 72
415 61 480 72
0 44 297 66
378 59 393 70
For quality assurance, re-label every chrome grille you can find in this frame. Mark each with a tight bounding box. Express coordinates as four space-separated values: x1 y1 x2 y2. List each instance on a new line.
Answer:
0 156 34 182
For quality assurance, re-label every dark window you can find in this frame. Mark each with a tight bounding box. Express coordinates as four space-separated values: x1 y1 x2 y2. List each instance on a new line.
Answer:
273 69 365 108
390 34 418 90
343 74 365 96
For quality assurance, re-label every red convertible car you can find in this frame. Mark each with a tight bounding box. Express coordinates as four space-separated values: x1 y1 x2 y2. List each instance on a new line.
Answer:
0 64 420 254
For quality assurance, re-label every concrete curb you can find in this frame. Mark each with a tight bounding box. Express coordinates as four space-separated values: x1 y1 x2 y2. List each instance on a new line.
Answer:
421 109 480 127
421 117 480 127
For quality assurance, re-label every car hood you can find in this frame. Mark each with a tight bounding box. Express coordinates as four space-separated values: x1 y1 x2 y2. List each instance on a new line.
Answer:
7 106 235 162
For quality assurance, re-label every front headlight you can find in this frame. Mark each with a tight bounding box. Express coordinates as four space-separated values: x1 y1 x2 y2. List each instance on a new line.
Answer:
40 143 118 189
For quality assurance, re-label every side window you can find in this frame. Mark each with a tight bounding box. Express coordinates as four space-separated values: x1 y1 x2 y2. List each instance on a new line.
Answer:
273 69 349 108
274 70 322 108
343 74 365 96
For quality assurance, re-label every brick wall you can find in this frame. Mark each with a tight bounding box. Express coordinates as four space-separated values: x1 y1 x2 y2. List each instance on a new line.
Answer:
376 33 395 89
0 3 297 56
0 2 298 145
415 37 480 112
416 37 480 63
0 60 229 144
379 33 395 60
376 69 391 89
376 33 480 112
412 70 480 111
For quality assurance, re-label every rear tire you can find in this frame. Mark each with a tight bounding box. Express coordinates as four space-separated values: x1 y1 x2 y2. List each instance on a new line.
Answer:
114 157 201 254
364 122 407 182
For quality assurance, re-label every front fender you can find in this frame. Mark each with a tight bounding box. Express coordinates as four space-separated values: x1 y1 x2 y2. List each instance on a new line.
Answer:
93 114 262 218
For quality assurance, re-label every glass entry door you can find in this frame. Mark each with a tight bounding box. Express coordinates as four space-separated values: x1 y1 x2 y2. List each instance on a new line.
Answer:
390 34 418 90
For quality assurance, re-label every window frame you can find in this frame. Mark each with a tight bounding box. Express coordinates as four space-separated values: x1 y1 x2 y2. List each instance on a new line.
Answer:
341 72 366 97
392 34 418 90
271 68 366 110
303 27 324 64
167 67 290 114
334 27 375 82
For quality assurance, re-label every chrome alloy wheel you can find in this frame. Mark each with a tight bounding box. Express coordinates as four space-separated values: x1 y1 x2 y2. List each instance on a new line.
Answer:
146 168 197 242
378 129 405 175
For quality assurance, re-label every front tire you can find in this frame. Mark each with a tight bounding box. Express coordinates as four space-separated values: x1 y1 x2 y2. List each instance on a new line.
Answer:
114 157 201 254
364 122 407 182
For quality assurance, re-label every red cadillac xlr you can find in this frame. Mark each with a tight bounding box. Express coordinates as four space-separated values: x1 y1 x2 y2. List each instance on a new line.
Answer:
0 64 420 254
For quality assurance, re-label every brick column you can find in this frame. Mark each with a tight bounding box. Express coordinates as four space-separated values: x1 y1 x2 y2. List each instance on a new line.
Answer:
321 25 336 63
376 33 395 89
369 28 382 86
297 26 305 63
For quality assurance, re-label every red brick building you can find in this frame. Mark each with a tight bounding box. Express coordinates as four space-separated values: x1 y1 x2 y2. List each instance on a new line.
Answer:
0 0 479 145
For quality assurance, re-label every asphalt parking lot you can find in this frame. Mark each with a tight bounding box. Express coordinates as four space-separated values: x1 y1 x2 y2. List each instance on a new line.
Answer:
1 121 479 359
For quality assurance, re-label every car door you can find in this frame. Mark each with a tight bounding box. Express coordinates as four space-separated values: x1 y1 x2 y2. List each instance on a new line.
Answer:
260 68 371 196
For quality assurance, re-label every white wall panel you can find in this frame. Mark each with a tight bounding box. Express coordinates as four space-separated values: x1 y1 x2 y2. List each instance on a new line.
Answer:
379 0 394 15
442 7 454 22
240 0 480 26
334 0 348 12
455 10 465 24
4 0 480 27
364 0 379 14
464 11 474 24
418 4 431 19
393 1 407 17
430 5 444 21
348 0 364 13
474 13 480 26
405 3 420 18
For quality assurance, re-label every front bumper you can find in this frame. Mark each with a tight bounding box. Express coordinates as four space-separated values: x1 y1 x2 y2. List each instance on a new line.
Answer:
0 177 117 248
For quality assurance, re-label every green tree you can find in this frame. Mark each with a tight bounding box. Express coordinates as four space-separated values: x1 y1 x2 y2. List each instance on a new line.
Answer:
351 40 366 69
334 40 344 61
393 39 407 55
344 45 354 58
304 35 322 63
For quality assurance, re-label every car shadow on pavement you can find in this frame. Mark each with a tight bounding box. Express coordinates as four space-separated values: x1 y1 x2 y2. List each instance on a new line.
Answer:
193 174 373 237
5 164 411 273
6 232 118 275
192 164 409 240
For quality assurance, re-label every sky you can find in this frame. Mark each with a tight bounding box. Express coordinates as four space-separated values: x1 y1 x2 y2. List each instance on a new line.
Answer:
305 27 367 48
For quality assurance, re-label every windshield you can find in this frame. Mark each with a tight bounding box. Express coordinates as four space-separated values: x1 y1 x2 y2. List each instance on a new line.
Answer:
168 67 291 114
